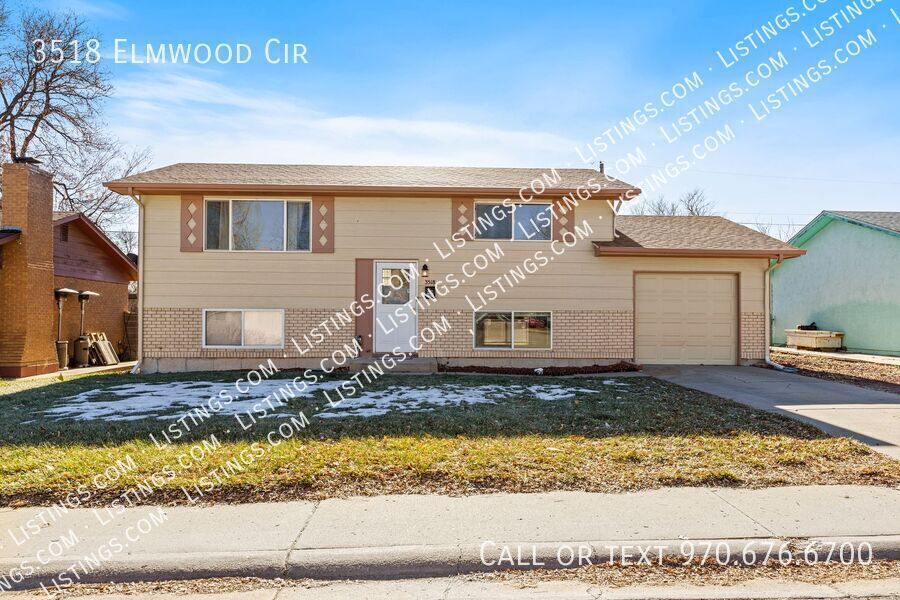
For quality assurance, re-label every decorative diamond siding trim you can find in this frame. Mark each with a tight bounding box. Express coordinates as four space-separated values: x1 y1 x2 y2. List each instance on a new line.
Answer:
311 196 335 253
552 198 576 241
451 197 475 240
180 194 203 252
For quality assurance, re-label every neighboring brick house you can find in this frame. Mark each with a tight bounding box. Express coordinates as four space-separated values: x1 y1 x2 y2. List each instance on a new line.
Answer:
0 162 138 377
104 163 804 373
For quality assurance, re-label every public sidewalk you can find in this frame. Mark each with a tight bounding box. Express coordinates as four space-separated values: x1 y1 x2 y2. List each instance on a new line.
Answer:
1 485 899 589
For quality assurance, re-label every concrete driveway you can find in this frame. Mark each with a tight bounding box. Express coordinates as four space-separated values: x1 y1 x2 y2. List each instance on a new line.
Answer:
646 365 900 459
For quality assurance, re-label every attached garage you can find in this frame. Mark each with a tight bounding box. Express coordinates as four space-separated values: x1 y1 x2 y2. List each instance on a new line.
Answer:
634 272 738 365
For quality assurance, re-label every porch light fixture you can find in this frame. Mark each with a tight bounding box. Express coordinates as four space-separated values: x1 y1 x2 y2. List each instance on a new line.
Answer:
421 263 429 277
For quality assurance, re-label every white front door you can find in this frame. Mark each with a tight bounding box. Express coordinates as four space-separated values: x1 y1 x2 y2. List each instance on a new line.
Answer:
373 261 418 353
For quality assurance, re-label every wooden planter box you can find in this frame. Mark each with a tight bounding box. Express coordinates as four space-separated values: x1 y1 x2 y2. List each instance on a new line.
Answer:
784 329 844 350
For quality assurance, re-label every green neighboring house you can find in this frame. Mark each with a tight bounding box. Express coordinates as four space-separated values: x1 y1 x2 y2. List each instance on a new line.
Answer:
772 211 900 356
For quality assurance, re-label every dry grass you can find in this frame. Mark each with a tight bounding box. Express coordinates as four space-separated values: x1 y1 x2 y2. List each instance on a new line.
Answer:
770 350 900 394
1 371 897 507
474 557 900 589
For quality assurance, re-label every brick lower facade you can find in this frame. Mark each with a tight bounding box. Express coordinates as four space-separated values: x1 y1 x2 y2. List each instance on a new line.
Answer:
142 307 769 371
740 312 766 360
143 307 635 368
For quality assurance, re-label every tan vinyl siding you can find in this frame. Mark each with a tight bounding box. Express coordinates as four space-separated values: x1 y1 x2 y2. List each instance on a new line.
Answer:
141 195 766 314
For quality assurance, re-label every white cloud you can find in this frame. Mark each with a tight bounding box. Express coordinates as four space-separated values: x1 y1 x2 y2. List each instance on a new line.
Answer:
107 70 577 168
47 0 128 19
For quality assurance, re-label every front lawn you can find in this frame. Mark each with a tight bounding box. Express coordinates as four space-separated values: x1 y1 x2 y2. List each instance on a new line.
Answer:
1 369 897 506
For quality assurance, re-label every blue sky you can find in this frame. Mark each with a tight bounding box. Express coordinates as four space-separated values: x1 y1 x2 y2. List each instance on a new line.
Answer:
45 0 900 232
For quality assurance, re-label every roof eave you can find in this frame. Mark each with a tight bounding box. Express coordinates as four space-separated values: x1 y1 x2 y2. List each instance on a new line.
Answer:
592 245 806 259
103 181 642 199
0 231 21 246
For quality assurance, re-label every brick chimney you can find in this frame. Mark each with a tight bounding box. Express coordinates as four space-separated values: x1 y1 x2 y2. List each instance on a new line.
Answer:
0 163 58 377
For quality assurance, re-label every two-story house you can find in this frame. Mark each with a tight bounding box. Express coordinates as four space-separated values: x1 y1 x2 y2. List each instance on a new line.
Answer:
104 164 804 373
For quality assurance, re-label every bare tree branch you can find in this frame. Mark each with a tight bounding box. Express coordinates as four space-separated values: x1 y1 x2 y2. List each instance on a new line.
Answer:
50 142 150 230
0 8 111 160
627 188 717 216
108 229 137 254
0 4 146 234
679 188 715 215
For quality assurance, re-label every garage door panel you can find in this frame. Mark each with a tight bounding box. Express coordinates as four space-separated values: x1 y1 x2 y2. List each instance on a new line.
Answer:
635 273 738 365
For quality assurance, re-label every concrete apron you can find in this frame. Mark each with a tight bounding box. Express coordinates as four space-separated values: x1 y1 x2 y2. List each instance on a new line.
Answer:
1 486 899 589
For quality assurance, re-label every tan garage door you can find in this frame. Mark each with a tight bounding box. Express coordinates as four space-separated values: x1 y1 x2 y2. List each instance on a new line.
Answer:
635 273 738 365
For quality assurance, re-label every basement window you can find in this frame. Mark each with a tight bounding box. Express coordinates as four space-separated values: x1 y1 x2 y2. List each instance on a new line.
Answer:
203 309 284 348
474 311 552 349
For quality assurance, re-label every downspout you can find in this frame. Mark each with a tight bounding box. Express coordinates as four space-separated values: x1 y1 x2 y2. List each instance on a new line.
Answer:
764 253 788 370
129 187 144 374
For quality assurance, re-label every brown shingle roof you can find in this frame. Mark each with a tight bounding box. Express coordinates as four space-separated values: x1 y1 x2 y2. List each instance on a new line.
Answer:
593 216 804 258
105 163 637 196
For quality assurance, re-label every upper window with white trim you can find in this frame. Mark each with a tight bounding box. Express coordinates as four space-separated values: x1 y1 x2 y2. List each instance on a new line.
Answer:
474 202 552 241
205 199 311 251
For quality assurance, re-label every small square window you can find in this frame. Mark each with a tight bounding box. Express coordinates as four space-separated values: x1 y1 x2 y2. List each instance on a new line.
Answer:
513 312 552 348
474 312 512 348
513 204 552 241
244 310 283 347
232 200 284 251
474 204 513 239
205 311 241 346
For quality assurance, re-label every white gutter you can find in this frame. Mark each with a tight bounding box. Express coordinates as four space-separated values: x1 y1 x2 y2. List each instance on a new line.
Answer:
129 188 144 374
764 253 787 370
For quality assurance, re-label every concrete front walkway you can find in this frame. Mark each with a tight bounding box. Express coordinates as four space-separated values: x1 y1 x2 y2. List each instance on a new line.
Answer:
1 486 898 589
2 361 137 383
647 365 900 459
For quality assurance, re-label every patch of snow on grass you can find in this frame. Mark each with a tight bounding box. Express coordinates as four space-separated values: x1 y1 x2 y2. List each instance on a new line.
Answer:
44 380 618 422
44 379 345 422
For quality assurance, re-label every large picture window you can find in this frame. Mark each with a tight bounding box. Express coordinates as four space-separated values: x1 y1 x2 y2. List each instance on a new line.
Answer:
474 311 551 349
203 309 284 348
205 199 311 251
474 203 552 241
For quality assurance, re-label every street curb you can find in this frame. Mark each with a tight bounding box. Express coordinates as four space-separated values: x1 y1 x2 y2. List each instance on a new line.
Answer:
5 535 900 590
